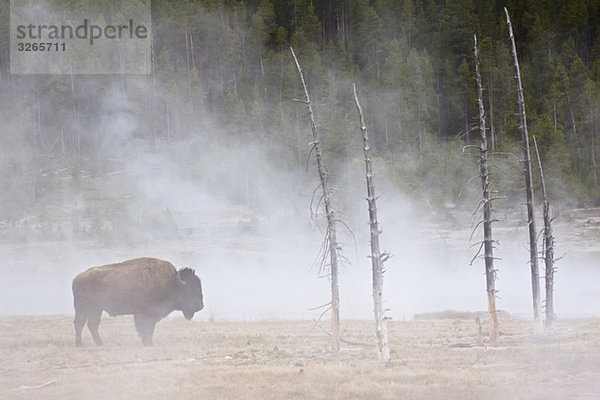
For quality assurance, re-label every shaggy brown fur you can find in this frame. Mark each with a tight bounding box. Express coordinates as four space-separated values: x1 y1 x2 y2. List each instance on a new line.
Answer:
72 258 203 347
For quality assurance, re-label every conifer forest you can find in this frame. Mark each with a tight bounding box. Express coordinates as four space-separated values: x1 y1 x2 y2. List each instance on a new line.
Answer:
1 0 600 230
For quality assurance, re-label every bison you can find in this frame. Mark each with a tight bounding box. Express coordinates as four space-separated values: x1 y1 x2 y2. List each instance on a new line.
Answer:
72 257 203 346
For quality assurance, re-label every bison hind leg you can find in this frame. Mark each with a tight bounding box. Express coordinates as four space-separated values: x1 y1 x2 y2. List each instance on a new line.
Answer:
74 310 87 347
86 308 104 346
134 314 157 346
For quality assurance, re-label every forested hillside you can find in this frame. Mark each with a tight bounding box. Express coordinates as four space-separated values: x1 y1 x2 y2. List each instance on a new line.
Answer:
1 0 599 239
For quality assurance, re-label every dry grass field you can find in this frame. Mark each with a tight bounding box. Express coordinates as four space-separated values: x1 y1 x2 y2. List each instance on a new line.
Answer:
0 316 599 400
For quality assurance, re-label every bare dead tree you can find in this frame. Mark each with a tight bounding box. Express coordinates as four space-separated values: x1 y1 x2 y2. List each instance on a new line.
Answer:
290 47 341 352
352 83 391 366
505 8 542 333
474 35 499 347
533 136 556 330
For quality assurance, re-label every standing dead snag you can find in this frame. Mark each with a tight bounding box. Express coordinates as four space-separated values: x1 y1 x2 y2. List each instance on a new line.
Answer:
290 47 341 352
474 35 499 347
352 83 391 366
533 136 556 330
505 8 542 333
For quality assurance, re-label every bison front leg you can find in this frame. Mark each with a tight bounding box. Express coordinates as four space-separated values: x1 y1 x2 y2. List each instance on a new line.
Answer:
134 314 157 346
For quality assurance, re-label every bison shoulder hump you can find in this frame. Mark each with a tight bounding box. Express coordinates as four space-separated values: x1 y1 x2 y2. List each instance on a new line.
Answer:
73 258 177 290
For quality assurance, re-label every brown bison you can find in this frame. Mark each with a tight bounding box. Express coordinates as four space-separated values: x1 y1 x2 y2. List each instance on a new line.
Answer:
72 257 203 346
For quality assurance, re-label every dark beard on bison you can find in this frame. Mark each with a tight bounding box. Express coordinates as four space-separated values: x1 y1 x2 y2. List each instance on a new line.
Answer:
183 310 195 320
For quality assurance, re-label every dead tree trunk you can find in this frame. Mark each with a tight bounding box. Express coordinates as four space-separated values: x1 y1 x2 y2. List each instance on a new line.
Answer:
533 136 556 330
474 35 499 347
290 47 341 352
352 83 391 366
505 8 542 333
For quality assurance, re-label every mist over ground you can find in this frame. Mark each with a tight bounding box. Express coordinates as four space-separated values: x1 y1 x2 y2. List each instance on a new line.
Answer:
1 124 599 321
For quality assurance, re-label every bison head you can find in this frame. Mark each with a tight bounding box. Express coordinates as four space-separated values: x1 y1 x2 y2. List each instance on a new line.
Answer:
176 267 204 320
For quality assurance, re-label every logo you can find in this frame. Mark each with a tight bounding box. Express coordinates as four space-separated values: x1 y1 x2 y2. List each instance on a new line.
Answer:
10 0 152 75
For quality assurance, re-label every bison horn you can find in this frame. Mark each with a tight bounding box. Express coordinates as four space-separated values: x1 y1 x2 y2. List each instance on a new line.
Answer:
175 270 186 286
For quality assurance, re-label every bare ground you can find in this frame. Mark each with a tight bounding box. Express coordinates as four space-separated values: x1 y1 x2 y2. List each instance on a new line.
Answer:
0 316 599 399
